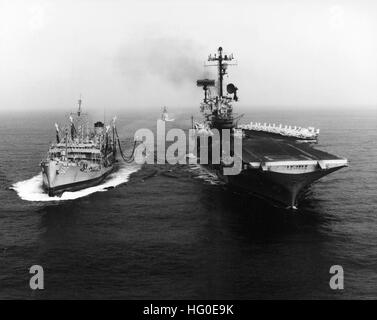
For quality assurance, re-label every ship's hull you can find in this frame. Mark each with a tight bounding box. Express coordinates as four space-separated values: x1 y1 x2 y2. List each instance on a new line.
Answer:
41 161 115 196
206 163 345 209
221 165 343 208
196 132 348 209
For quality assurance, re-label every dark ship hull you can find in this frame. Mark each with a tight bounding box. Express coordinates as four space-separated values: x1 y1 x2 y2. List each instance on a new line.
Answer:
42 164 114 197
199 133 347 209
219 163 343 208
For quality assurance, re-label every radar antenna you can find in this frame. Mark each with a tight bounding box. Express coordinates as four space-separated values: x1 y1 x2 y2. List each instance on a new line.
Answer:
207 47 237 97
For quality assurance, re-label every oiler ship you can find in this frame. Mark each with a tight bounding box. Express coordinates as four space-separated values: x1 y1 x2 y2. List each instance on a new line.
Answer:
194 47 348 209
41 99 117 196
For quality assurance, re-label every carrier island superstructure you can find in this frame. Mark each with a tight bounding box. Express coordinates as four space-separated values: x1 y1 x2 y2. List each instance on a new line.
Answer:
40 99 117 196
194 47 348 209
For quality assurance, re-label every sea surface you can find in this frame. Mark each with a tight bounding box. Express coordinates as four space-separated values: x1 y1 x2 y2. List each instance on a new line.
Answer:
0 108 376 299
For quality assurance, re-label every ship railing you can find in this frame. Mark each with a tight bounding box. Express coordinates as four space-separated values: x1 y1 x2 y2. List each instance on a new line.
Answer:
238 121 319 139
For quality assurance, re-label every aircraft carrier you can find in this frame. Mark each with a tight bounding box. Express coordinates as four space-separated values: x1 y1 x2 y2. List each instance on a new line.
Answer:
194 47 348 209
40 99 117 196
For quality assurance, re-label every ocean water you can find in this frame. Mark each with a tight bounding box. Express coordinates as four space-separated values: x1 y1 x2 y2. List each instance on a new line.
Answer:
0 108 376 299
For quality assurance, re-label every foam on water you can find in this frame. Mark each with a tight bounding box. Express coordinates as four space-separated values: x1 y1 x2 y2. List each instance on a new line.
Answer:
11 164 140 202
185 153 224 185
188 163 224 185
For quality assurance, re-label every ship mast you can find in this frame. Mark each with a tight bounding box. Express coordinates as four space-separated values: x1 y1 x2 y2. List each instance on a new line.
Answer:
78 94 82 116
208 47 235 97
197 47 239 130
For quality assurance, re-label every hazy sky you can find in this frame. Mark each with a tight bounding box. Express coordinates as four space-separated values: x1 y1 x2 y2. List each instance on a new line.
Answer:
0 0 376 113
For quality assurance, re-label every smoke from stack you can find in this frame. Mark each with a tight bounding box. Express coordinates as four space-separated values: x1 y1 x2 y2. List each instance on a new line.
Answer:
116 36 213 87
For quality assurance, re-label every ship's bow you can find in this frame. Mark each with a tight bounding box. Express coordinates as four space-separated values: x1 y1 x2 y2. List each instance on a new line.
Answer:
41 160 59 196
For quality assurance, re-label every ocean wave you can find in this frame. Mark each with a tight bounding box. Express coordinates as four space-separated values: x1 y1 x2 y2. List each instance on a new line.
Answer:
10 164 140 202
189 164 224 185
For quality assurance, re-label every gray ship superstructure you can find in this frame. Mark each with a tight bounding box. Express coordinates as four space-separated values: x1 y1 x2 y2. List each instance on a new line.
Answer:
41 99 117 196
194 47 348 209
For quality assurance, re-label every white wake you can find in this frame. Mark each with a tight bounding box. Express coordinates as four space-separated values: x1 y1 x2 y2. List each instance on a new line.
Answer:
188 162 224 185
11 164 140 202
